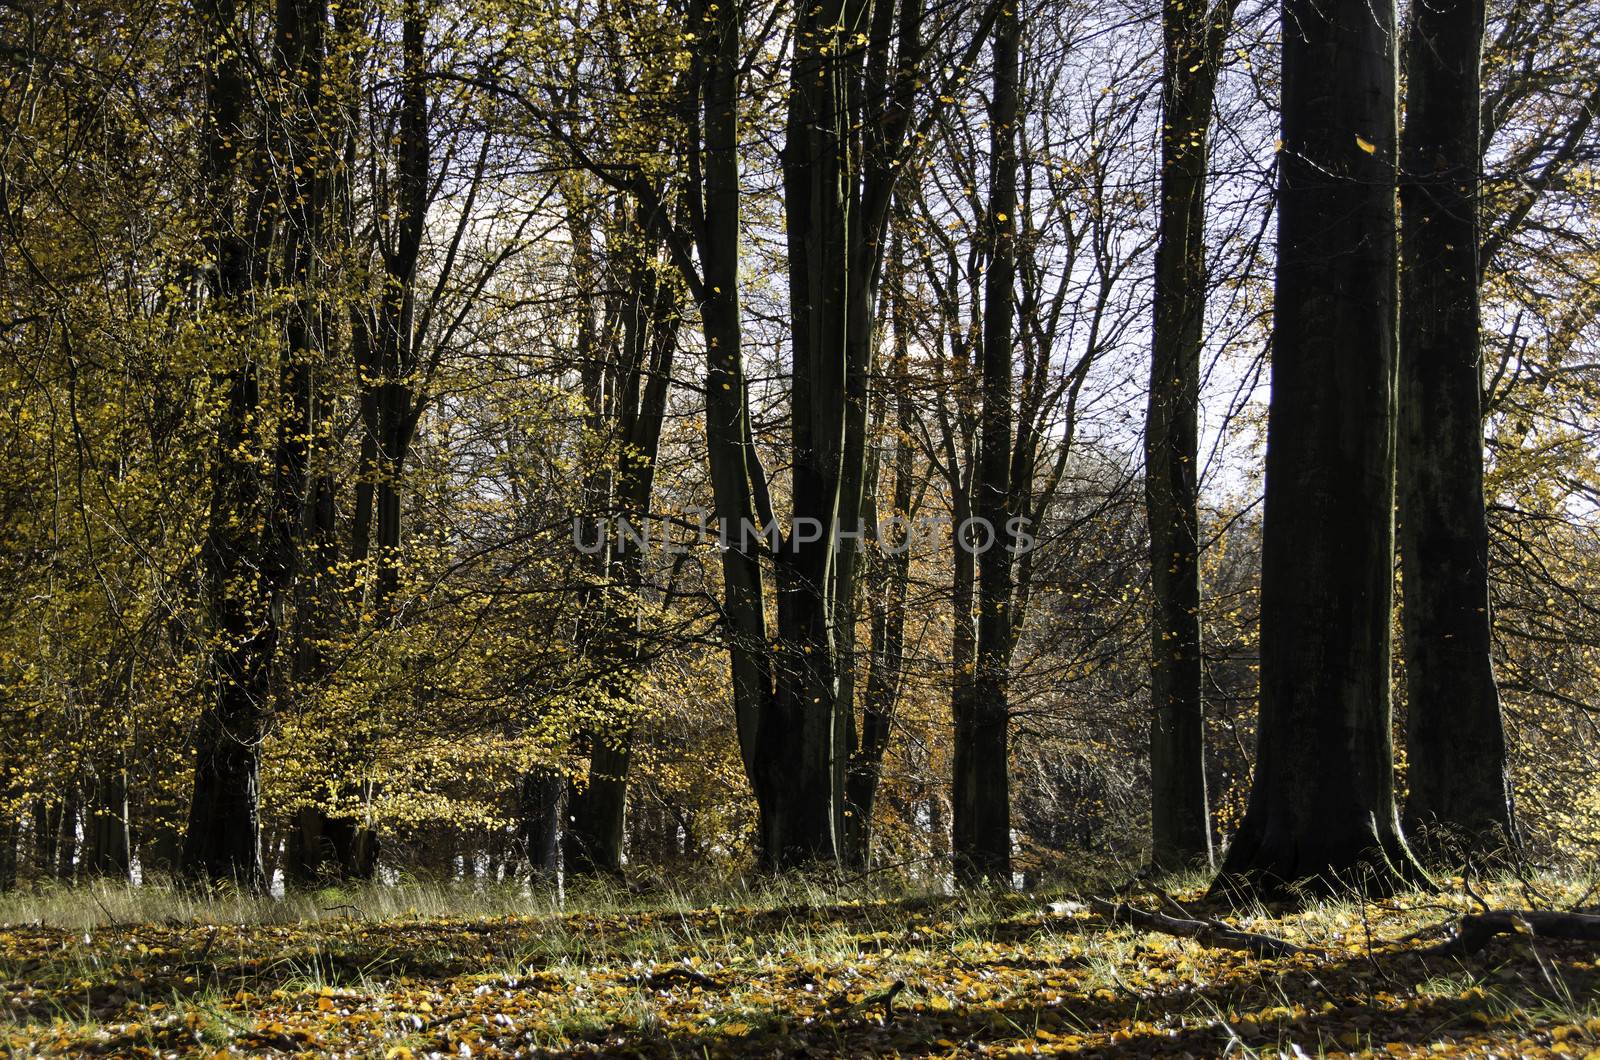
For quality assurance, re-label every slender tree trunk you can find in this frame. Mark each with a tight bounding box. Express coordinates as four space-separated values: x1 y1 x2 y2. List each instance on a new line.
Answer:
684 0 784 867
287 0 370 887
32 799 56 880
0 811 15 892
56 784 79 883
293 0 425 882
371 0 428 618
1397 0 1514 859
844 251 914 869
953 0 1019 887
1146 0 1233 874
1212 0 1424 899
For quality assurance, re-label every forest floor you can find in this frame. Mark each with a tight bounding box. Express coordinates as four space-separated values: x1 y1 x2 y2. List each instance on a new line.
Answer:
1 874 1598 1057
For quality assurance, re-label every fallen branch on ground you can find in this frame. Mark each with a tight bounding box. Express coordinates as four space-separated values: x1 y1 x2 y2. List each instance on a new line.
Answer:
621 966 717 989
1087 898 1307 959
1426 909 1600 956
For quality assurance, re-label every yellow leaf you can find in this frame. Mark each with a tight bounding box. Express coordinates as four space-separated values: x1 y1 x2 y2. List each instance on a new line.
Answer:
1356 135 1377 154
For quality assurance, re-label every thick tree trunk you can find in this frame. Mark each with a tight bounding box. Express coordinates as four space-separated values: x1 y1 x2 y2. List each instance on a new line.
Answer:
1146 0 1232 874
183 0 271 890
1212 0 1423 899
1397 0 1514 860
953 2 1019 887
772 0 858 867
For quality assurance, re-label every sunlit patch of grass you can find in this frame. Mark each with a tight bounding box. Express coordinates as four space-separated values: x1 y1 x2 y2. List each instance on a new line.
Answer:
4 869 1598 1056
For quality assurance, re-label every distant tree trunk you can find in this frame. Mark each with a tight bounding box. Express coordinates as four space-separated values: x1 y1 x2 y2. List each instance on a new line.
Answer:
566 238 680 879
520 767 565 881
953 0 1019 887
0 812 15 892
183 0 271 891
1397 0 1514 859
56 784 79 883
1212 0 1423 899
1146 0 1234 874
32 799 56 880
83 761 131 881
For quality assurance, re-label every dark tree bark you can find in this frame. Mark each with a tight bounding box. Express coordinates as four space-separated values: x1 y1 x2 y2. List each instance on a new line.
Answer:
1397 0 1515 860
0 811 15 892
83 761 131 881
1212 0 1424 899
183 0 272 890
289 0 427 882
953 0 1019 887
520 766 566 880
1146 0 1235 874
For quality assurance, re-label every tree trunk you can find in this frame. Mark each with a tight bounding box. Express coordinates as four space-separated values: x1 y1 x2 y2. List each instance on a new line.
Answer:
1397 0 1514 860
1146 0 1233 874
183 0 271 890
0 811 15 892
290 0 425 882
1212 0 1423 899
83 761 131 881
844 250 915 869
953 0 1019 887
55 784 79 883
519 767 565 882
32 799 57 880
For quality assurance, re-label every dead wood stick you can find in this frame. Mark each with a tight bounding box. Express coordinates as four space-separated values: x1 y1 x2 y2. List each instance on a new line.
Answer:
622 966 717 989
1089 898 1305 959
1427 909 1600 956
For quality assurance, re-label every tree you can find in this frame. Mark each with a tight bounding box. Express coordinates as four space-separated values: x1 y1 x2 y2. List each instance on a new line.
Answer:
1146 0 1237 874
182 0 277 890
1213 0 1423 898
952 0 1020 886
843 237 918 868
1397 0 1515 859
